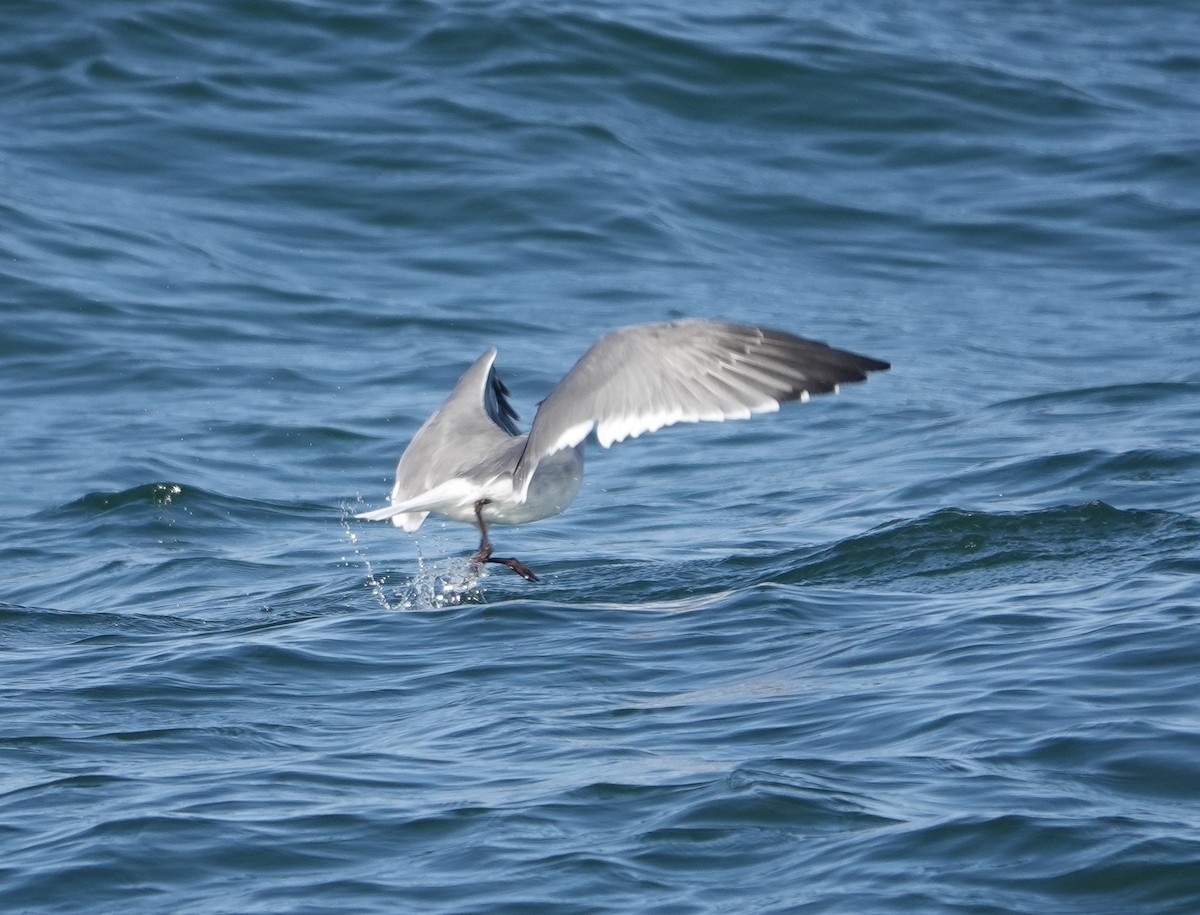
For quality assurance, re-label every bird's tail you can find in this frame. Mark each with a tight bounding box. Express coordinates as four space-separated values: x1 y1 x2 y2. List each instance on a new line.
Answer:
353 503 429 531
356 478 476 531
355 504 405 521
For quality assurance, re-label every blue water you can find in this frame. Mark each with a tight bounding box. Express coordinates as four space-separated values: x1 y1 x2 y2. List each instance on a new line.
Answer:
3 1 1200 911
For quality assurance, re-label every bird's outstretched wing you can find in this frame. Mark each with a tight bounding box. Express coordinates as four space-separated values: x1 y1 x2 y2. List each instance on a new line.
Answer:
512 319 888 501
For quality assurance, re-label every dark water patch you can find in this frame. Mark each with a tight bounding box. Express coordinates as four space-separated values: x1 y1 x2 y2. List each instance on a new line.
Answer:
57 481 326 522
993 381 1200 414
214 420 366 450
770 502 1197 593
0 600 210 651
895 447 1200 510
61 481 203 513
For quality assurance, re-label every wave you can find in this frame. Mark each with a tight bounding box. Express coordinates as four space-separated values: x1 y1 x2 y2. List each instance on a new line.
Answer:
770 501 1198 593
55 481 327 521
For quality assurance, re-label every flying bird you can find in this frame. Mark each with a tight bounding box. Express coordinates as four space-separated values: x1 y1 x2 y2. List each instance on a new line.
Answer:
357 318 888 581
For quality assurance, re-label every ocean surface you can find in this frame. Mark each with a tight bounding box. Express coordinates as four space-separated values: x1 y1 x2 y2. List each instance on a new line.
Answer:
3 1 1199 911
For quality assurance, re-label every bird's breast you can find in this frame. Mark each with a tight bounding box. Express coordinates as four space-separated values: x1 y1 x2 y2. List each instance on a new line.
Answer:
486 445 584 525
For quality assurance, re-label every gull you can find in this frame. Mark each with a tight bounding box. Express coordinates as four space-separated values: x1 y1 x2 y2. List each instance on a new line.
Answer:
356 318 888 581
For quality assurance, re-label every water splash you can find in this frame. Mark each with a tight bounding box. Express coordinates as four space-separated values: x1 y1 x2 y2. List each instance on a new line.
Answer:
339 501 484 610
398 551 487 610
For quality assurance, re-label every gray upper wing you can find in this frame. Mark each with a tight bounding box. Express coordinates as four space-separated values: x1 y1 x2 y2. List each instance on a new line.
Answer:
392 347 520 503
511 319 888 500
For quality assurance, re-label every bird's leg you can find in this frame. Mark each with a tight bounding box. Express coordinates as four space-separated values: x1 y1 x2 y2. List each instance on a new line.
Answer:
469 499 539 582
470 499 495 560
